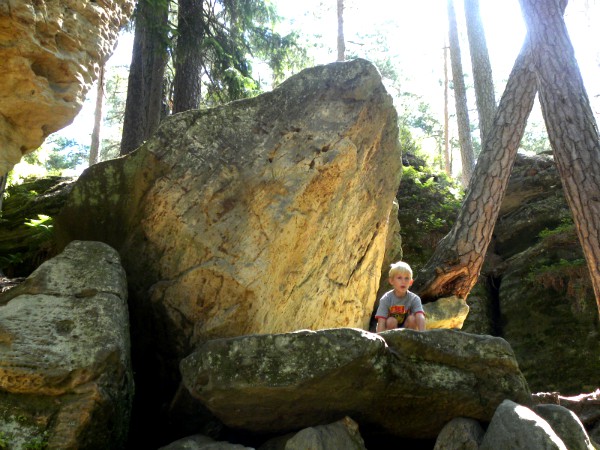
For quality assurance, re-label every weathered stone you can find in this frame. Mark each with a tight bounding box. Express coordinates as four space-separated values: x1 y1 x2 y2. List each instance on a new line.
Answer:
56 59 401 362
423 295 469 329
480 400 567 450
0 0 134 175
279 417 366 450
533 404 595 450
433 417 484 450
0 240 133 449
159 433 254 450
180 328 530 439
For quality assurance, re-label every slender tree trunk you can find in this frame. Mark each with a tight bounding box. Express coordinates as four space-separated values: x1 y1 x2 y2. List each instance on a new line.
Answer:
447 0 475 187
89 64 105 166
0 174 7 215
464 0 496 144
413 40 538 302
337 0 345 62
443 44 451 176
173 0 204 113
120 0 169 155
520 0 600 318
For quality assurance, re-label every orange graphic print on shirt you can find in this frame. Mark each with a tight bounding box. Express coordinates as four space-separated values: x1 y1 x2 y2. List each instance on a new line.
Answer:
389 305 408 325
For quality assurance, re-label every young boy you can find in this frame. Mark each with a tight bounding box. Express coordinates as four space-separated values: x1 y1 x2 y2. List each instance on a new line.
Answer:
375 261 426 332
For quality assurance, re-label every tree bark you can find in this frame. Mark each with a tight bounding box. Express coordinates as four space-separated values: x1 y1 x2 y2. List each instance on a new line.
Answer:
443 44 451 176
413 39 538 302
89 64 104 166
173 0 204 113
464 0 496 144
447 0 475 187
120 0 169 155
337 0 345 62
520 0 600 318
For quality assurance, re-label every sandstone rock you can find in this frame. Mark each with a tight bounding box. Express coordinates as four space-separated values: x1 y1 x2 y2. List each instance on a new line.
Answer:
423 295 469 329
433 417 484 450
180 328 530 439
533 404 595 450
0 240 133 449
0 0 135 175
56 59 401 361
480 400 567 450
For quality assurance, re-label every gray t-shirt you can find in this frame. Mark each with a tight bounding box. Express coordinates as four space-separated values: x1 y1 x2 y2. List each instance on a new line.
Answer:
375 290 424 326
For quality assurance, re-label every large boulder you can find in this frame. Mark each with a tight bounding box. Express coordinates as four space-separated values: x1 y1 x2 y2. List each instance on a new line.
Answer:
56 59 402 362
179 328 531 439
0 240 133 449
0 0 134 175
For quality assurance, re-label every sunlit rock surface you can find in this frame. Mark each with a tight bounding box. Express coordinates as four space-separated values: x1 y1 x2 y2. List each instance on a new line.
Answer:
0 0 134 175
56 59 402 362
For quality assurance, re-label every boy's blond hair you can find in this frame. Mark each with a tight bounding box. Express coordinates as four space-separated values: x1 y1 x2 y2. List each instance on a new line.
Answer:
389 261 413 279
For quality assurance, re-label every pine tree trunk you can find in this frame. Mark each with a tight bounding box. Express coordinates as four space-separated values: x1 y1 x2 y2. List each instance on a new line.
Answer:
89 64 104 166
447 0 475 187
337 0 345 62
120 0 169 155
413 40 538 302
443 44 451 176
173 0 204 113
520 0 600 318
464 0 496 145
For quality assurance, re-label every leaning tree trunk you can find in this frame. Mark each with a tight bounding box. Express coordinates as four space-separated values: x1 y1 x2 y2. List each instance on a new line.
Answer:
464 0 496 144
447 0 475 187
120 0 169 155
520 0 600 318
172 0 204 113
413 39 538 302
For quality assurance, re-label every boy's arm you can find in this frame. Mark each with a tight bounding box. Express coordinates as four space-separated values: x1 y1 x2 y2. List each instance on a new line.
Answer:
376 317 387 333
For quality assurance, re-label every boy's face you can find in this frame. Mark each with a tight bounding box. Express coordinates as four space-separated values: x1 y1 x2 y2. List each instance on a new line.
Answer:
389 272 413 296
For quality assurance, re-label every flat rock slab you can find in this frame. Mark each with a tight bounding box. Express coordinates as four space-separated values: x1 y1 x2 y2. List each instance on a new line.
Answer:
180 328 531 439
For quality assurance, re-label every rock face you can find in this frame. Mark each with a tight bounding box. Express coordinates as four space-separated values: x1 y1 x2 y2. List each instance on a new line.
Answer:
56 59 401 361
0 240 133 449
180 328 531 439
0 0 135 175
462 153 600 394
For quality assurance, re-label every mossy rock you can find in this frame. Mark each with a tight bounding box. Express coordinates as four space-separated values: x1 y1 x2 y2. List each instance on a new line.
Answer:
499 227 600 394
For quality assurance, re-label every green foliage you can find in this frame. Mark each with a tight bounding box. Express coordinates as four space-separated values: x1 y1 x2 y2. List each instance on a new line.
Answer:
25 214 53 234
396 152 463 272
538 217 575 239
0 177 66 277
14 137 87 181
24 435 48 450
0 432 8 450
